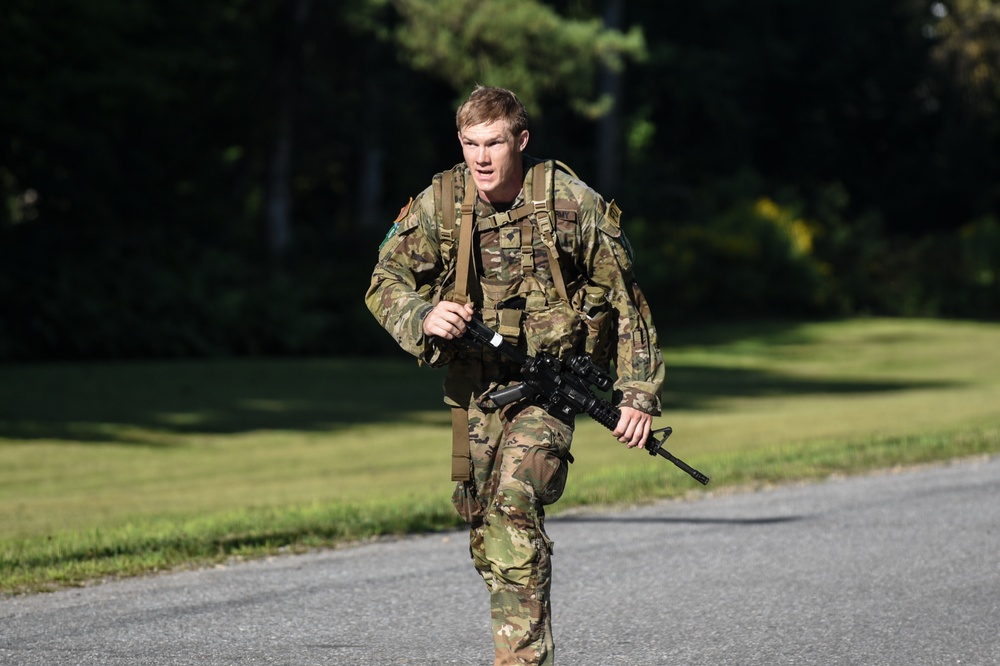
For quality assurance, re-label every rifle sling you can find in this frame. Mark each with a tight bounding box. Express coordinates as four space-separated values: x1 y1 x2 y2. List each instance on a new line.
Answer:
451 405 473 481
452 183 477 306
450 182 478 481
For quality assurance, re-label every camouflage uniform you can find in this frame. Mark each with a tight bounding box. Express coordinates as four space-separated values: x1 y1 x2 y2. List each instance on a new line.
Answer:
365 156 664 665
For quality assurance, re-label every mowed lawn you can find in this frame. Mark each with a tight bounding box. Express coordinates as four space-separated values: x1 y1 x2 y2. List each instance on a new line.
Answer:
1 318 999 591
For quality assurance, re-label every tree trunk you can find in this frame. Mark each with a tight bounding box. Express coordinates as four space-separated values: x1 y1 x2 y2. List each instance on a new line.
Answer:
358 41 385 229
596 0 624 197
266 0 312 258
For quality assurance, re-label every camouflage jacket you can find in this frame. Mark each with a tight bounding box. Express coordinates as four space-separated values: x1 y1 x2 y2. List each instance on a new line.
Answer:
365 155 664 415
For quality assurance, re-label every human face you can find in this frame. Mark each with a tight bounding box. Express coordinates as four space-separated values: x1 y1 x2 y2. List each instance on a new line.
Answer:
458 120 529 204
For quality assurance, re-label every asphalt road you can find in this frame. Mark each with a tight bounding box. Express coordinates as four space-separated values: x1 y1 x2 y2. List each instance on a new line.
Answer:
2 455 998 666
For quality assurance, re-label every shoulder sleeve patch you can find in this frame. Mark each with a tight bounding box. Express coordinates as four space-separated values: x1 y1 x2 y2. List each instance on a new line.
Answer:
378 222 399 251
597 199 623 239
394 197 414 223
605 200 622 227
379 198 416 250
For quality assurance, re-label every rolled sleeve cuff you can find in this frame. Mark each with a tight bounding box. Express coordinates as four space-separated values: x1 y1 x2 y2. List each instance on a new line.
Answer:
414 304 456 368
616 385 661 416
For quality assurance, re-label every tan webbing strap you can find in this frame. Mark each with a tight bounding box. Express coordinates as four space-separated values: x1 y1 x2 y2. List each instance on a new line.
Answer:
452 182 477 306
450 177 478 481
531 161 569 303
439 173 456 263
477 202 533 231
451 406 472 481
520 217 534 273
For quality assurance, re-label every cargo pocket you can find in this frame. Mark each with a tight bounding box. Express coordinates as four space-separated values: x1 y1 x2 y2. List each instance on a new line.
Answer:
522 299 586 358
513 446 571 506
574 284 614 370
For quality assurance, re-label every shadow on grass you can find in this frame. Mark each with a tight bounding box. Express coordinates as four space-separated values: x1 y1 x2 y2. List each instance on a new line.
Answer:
0 349 957 446
662 364 954 411
0 356 449 446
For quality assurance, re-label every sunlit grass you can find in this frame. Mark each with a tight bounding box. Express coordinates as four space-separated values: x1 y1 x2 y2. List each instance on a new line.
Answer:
2 318 999 594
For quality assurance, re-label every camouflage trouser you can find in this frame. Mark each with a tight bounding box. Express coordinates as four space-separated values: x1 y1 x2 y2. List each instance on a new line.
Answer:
453 397 574 666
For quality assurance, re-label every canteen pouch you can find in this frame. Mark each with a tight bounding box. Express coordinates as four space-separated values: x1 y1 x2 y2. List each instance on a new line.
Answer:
451 479 486 523
513 446 571 506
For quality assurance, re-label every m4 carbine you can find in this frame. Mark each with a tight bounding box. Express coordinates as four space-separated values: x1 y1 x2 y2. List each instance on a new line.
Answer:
462 317 709 485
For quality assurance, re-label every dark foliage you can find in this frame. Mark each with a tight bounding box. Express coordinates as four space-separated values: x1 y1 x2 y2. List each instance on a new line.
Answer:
2 0 998 361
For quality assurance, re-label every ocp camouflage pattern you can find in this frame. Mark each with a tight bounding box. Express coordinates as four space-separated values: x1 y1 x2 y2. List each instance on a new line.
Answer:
365 155 665 413
465 402 570 666
365 155 665 666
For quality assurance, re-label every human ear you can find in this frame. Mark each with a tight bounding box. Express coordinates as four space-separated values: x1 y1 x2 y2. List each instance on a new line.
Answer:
517 130 529 151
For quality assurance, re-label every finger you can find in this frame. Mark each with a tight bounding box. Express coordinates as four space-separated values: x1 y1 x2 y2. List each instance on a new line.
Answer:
621 419 638 447
612 415 628 439
427 312 463 339
445 314 468 338
628 413 653 449
634 419 651 449
429 303 472 338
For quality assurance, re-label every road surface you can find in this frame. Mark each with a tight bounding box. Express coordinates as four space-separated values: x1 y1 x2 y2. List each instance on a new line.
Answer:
2 455 998 665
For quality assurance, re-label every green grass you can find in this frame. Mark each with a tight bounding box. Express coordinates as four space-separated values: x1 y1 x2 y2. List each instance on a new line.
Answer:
2 318 999 594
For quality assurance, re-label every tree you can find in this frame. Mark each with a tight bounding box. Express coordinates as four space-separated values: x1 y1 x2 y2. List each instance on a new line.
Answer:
930 0 1000 117
389 0 645 116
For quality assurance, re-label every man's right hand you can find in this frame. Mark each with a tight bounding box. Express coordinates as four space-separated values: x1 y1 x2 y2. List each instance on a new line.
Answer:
422 301 475 340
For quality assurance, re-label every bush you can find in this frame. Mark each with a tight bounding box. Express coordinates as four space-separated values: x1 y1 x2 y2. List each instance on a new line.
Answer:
0 224 342 361
633 192 834 323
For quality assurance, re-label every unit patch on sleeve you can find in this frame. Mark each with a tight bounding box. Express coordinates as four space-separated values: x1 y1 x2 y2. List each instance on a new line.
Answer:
379 197 414 250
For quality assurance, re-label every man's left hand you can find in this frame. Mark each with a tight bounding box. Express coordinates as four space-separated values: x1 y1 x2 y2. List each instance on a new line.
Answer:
614 406 653 449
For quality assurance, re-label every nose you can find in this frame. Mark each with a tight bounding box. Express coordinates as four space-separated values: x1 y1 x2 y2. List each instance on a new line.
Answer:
475 145 489 164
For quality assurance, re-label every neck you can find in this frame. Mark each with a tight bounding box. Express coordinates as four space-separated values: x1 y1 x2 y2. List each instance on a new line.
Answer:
480 160 525 205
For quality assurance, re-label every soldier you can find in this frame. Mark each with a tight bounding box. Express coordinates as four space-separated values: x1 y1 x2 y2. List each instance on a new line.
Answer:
365 86 664 665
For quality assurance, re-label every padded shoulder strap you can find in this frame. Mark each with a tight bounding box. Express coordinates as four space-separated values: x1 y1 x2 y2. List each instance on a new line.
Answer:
531 160 569 303
452 180 477 306
438 171 456 264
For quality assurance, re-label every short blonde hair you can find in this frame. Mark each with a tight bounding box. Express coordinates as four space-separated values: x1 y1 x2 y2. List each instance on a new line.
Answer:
455 86 529 137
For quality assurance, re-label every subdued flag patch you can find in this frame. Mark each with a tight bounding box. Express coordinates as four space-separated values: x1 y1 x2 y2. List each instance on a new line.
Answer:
379 198 414 250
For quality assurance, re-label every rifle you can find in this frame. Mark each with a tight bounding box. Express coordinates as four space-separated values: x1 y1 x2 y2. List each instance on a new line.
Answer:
463 317 709 485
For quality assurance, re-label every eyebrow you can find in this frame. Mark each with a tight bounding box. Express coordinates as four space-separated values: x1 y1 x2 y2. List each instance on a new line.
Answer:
460 132 507 144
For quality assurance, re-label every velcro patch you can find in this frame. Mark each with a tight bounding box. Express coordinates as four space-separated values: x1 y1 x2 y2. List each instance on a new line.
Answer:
380 197 415 251
605 200 622 227
500 228 521 249
394 197 414 223
379 222 399 251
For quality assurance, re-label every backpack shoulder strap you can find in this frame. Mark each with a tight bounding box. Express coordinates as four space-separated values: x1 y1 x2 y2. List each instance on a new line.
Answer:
437 170 456 264
452 175 477 306
531 160 569 303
